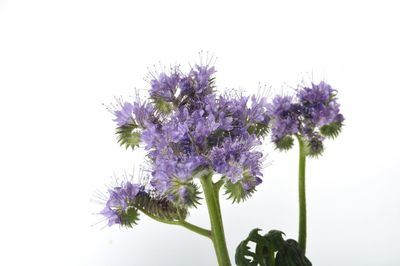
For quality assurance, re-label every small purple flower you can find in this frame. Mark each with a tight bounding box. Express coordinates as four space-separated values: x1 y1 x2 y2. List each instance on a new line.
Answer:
113 102 134 126
180 65 216 96
268 95 300 141
268 81 344 153
150 71 180 101
248 96 269 124
297 81 342 127
191 65 216 94
100 181 140 226
210 134 263 184
132 101 154 128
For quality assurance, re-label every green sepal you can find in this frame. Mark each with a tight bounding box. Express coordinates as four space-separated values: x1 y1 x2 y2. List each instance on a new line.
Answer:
248 122 270 138
116 123 141 150
275 135 294 151
224 173 257 203
153 98 173 115
167 177 202 208
320 121 342 139
304 137 324 158
119 206 140 228
235 228 312 266
133 192 188 221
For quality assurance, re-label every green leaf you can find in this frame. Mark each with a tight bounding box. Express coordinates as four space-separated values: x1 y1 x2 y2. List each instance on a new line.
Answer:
235 228 312 266
275 240 312 266
235 229 263 266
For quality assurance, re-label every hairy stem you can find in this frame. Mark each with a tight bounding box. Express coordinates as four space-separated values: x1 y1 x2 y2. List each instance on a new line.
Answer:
137 206 211 239
200 173 231 266
297 136 307 254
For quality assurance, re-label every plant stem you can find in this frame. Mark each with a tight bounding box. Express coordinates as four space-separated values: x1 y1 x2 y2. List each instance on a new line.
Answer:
200 173 231 266
137 206 211 239
297 136 307 254
178 220 211 239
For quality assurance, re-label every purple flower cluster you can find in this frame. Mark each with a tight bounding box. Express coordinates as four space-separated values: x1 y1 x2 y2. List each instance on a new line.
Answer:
268 81 344 155
100 181 140 226
111 63 270 205
148 65 216 103
268 96 300 142
113 100 155 128
210 133 262 186
297 81 344 127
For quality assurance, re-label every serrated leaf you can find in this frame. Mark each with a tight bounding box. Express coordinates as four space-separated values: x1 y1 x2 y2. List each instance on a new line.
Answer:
235 229 312 266
275 239 312 266
235 229 263 266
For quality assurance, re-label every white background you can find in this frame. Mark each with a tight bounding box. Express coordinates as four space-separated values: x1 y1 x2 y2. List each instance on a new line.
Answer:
1 0 399 265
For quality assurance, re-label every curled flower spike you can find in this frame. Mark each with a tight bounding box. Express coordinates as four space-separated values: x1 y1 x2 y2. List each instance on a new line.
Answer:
100 180 189 228
100 181 141 227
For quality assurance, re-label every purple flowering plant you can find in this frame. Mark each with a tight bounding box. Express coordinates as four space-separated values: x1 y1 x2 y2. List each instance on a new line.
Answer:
98 55 343 266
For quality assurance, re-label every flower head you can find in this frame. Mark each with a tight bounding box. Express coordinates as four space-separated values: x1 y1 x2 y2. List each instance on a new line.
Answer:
150 71 180 102
268 81 344 155
100 181 140 226
113 102 134 126
109 60 272 205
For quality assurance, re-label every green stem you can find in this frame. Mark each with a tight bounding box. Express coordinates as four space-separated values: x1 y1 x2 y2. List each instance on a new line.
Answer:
137 206 211 239
178 220 211 239
297 136 307 254
200 173 231 266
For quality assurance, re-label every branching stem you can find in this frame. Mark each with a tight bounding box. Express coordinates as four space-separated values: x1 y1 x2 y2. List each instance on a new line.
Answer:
137 206 211 239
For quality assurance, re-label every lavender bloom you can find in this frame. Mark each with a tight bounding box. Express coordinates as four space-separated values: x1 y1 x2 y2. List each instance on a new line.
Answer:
112 99 155 129
191 65 216 94
248 96 270 124
100 181 140 226
180 65 216 96
297 81 341 127
150 72 180 101
210 134 263 185
268 81 344 154
132 101 154 128
268 96 299 141
113 102 134 126
111 61 272 205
